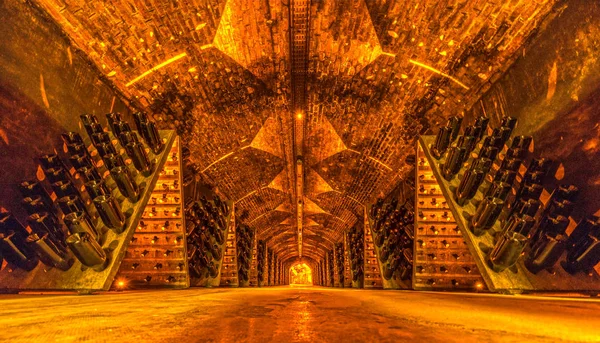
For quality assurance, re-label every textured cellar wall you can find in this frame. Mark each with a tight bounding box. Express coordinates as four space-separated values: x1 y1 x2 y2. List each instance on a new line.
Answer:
0 0 131 218
468 0 600 218
0 0 565 261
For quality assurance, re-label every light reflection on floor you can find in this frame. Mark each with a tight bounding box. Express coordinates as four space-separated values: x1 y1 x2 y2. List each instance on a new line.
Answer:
1 287 600 342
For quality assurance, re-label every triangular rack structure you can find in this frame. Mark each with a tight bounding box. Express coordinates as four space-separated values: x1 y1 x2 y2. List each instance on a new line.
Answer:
0 130 179 292
419 136 600 294
219 205 239 287
414 139 486 291
114 135 190 289
362 209 384 289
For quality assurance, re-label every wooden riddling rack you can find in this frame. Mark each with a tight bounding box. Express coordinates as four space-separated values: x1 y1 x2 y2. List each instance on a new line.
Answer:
414 142 486 291
0 130 177 292
248 233 258 287
363 209 384 289
419 135 600 294
333 243 342 287
365 206 412 290
219 206 238 287
343 234 353 288
187 200 234 287
115 136 189 289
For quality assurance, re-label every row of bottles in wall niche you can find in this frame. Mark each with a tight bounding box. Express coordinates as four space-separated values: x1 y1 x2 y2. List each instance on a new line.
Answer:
334 242 345 286
257 240 266 284
431 114 600 275
370 198 414 282
236 223 255 284
328 250 334 286
348 224 364 284
0 111 163 274
186 194 230 280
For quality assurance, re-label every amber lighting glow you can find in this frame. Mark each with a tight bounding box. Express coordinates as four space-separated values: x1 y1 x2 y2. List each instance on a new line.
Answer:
289 263 313 286
125 52 188 87
408 59 470 90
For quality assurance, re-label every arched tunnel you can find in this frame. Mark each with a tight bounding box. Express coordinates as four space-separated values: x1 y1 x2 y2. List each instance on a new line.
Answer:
1 0 600 341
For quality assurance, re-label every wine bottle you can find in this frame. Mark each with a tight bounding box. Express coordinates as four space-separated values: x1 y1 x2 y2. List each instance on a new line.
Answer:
27 212 66 243
66 232 108 270
493 169 517 185
567 217 600 250
113 121 133 147
479 146 499 161
506 147 527 160
51 180 79 199
502 214 535 237
563 234 600 274
432 126 452 159
102 153 126 171
455 166 485 206
77 166 102 183
61 132 84 145
69 154 94 170
484 181 511 202
499 158 522 172
105 112 122 133
22 195 54 216
125 141 152 174
470 197 504 236
0 231 39 271
474 116 489 140
19 180 54 206
95 142 117 158
93 194 125 232
45 167 72 184
85 179 110 200
140 120 164 154
119 131 141 146
525 233 568 274
26 233 73 271
66 143 90 158
64 211 100 241
111 166 140 202
532 215 569 244
39 154 67 171
511 136 532 150
447 116 463 142
488 231 527 272
441 145 467 181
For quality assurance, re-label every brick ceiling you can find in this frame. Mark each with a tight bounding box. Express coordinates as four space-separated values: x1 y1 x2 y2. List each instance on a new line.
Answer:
34 0 557 263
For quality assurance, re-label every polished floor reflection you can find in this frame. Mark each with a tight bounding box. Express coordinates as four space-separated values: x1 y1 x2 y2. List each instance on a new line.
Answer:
1 287 599 342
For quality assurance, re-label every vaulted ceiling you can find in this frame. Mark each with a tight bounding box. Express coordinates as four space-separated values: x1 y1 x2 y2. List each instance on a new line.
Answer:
34 0 558 263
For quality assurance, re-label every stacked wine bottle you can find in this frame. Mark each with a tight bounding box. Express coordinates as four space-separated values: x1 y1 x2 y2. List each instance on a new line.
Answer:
334 242 345 287
267 248 274 285
348 224 364 286
370 198 414 284
236 223 255 286
185 194 230 282
429 113 600 283
0 111 164 278
328 250 335 287
256 240 266 286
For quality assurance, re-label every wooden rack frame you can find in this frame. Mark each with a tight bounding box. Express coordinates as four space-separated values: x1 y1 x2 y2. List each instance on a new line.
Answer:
0 131 178 292
419 135 600 294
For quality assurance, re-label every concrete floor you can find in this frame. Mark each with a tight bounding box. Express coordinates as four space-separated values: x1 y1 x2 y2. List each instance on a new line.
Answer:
0 287 599 343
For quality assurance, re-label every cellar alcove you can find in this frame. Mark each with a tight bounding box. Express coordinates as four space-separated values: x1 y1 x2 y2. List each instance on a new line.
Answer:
1 0 600 342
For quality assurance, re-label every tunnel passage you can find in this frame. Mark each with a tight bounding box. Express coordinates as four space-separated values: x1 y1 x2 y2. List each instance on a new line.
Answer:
0 0 599 295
